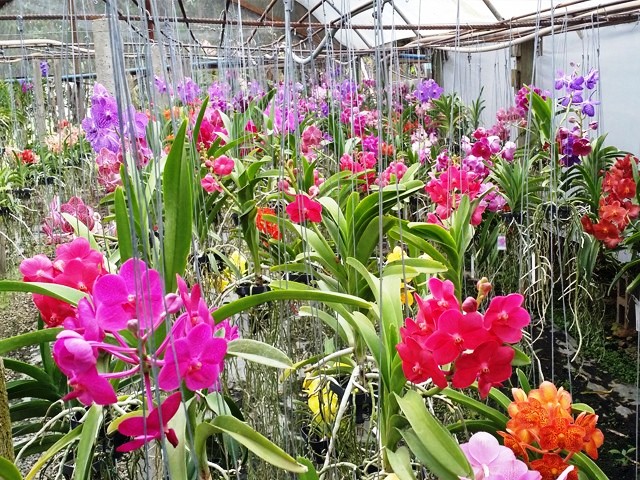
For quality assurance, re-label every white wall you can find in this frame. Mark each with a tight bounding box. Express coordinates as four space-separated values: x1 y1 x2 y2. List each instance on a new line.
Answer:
441 23 640 154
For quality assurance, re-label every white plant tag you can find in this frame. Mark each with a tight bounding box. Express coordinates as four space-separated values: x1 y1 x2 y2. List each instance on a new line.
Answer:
497 235 507 251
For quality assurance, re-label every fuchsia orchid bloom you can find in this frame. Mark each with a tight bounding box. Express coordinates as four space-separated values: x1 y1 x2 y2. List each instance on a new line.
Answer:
158 323 227 391
93 258 164 332
396 337 447 388
212 155 235 176
425 310 491 365
117 392 182 452
453 341 515 398
19 254 55 282
286 194 323 223
397 277 530 398
201 173 223 193
53 330 117 405
484 294 530 344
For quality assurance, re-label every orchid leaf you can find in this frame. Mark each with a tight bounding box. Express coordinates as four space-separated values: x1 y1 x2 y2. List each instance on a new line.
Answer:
212 288 370 321
114 187 133 262
196 416 307 474
296 457 319 480
227 339 293 369
162 119 192 293
0 328 62 356
386 446 417 480
0 458 22 480
73 405 103 480
571 452 608 480
396 390 473 480
60 213 99 252
25 424 82 480
0 281 85 306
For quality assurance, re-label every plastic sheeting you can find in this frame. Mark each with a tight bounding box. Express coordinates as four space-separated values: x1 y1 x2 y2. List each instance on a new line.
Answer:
441 23 640 154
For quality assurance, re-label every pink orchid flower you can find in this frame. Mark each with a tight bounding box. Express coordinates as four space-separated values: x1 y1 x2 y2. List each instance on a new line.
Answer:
460 432 541 480
201 173 223 193
286 194 323 223
212 155 234 176
93 258 165 332
484 293 531 344
158 323 227 392
452 341 515 398
117 392 182 452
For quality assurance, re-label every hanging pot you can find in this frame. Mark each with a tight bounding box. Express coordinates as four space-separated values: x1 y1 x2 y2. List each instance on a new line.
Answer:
11 188 31 200
286 273 314 285
235 282 271 297
300 425 328 464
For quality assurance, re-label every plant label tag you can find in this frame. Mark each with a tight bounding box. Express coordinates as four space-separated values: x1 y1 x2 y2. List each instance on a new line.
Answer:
497 235 507 251
635 298 640 332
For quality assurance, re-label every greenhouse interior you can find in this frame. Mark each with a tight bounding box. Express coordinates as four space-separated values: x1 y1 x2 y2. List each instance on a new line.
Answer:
1 0 640 479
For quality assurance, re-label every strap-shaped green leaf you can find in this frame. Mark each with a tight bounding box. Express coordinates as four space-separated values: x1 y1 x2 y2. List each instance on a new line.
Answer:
195 416 307 474
114 187 133 262
396 390 473 480
73 405 103 480
227 339 293 369
162 119 192 293
0 457 22 480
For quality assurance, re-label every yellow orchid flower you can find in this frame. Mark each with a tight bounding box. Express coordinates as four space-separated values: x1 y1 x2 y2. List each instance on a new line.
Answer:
303 376 339 429
386 246 406 263
229 250 248 274
400 283 414 306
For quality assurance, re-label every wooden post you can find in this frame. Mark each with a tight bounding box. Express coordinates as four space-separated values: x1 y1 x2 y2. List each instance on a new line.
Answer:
0 358 13 461
32 60 47 140
511 39 538 91
92 18 116 95
53 59 65 122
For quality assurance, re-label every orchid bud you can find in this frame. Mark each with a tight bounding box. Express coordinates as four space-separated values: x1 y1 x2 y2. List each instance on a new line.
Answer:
127 319 139 335
462 296 478 313
477 277 492 297
164 293 182 314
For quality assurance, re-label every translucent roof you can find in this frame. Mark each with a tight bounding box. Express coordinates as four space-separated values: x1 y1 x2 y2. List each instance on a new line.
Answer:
295 0 640 49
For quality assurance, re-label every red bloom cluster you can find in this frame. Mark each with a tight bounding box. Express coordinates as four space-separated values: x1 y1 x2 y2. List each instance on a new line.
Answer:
582 154 640 248
20 149 38 164
425 166 485 226
396 277 530 398
19 238 105 327
500 381 604 480
256 206 282 240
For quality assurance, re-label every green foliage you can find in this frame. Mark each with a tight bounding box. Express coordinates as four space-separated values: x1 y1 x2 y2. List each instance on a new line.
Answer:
162 119 192 292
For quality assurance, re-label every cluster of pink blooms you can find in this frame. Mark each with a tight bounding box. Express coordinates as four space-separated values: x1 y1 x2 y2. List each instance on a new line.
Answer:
44 120 82 154
42 196 97 244
201 155 235 194
396 277 530 398
301 124 324 159
20 238 237 451
196 108 229 152
425 166 488 226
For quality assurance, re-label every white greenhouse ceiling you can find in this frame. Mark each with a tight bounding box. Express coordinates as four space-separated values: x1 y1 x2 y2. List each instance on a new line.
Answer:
292 0 640 49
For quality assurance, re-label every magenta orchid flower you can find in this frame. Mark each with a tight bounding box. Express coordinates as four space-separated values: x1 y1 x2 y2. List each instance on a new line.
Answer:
484 293 531 343
212 155 234 176
286 194 323 223
460 432 541 480
158 323 227 391
53 330 117 405
93 258 164 332
452 341 515 398
425 310 491 365
19 254 55 282
117 392 182 452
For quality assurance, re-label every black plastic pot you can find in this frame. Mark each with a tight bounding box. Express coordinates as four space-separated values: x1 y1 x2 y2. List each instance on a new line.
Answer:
235 283 271 297
501 210 527 224
38 176 56 185
328 381 372 424
543 204 572 222
12 188 31 200
300 426 328 464
0 206 10 217
286 273 314 285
